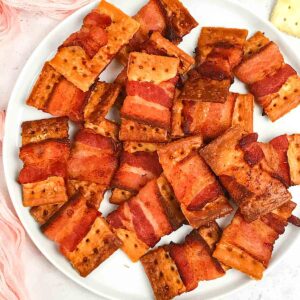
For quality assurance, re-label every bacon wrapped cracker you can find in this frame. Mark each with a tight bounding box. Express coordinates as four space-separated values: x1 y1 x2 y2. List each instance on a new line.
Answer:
61 216 121 277
140 246 186 300
179 27 248 103
120 52 179 141
200 127 292 222
110 144 162 204
49 1 140 91
42 193 99 252
197 27 248 64
213 201 296 280
158 136 232 227
107 178 184 261
141 222 224 299
85 119 119 141
67 128 119 186
181 92 254 141
235 32 300 121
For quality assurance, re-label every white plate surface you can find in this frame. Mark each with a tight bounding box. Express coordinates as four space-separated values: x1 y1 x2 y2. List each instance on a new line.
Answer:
3 0 300 299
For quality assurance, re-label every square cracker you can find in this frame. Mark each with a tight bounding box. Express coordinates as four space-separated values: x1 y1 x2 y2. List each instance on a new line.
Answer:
26 63 61 110
271 0 300 38
49 0 140 91
22 176 68 207
109 188 133 205
140 247 186 300
243 31 270 58
61 216 121 277
84 120 119 141
21 117 69 146
119 118 169 142
127 52 179 84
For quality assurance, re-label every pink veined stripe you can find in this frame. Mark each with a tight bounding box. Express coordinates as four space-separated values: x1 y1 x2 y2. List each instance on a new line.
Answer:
0 111 29 299
2 0 94 19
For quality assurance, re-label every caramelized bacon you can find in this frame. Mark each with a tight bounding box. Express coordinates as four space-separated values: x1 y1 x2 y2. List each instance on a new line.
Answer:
235 42 284 84
112 150 162 192
62 11 111 58
47 78 87 122
67 129 119 185
42 194 99 252
249 64 296 97
107 179 180 261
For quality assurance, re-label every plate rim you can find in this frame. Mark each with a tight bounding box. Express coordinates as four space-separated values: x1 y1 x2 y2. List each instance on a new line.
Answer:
3 0 300 299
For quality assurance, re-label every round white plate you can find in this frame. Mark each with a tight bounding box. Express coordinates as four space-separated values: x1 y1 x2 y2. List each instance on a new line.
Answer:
3 0 300 299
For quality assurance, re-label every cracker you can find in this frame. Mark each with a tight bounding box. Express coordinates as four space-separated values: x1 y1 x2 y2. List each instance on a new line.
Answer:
127 52 179 84
148 32 195 74
84 82 121 123
114 228 149 262
21 117 69 146
26 63 61 110
263 74 300 121
50 1 140 91
22 176 68 207
213 241 265 280
179 76 231 103
61 216 121 277
158 0 198 44
109 188 133 205
84 120 119 141
156 175 186 229
140 247 186 300
271 0 300 38
171 89 184 138
198 27 248 62
123 142 161 153
67 180 106 208
232 93 254 132
287 134 300 185
243 31 270 58
30 203 64 225
119 118 169 142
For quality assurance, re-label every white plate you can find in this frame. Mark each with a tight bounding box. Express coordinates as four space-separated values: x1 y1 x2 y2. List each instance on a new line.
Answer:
3 0 300 299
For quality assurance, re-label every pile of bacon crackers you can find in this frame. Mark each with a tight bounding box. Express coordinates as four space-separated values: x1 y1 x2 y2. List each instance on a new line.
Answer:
17 0 300 299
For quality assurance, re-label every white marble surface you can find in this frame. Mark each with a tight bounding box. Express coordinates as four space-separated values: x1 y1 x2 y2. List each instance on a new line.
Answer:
1 0 300 299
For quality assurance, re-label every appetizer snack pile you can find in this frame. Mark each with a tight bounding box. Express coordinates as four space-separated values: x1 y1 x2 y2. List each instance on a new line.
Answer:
18 0 300 299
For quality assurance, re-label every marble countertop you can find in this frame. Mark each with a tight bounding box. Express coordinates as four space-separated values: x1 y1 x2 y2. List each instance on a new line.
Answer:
1 0 300 299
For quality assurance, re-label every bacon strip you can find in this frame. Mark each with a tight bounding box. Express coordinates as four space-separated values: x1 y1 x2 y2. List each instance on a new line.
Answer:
42 194 99 252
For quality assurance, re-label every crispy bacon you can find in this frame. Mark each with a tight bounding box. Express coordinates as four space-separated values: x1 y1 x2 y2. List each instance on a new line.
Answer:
112 151 162 192
269 135 290 186
83 11 112 28
288 215 300 227
126 81 173 108
18 162 67 184
42 195 99 252
249 64 296 97
19 140 69 165
67 129 119 185
47 78 87 122
107 179 174 251
63 11 111 58
182 93 235 141
235 42 284 84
